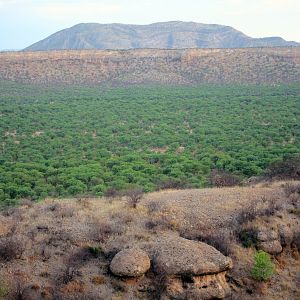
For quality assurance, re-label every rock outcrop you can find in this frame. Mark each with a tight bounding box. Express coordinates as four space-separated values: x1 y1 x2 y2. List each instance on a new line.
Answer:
152 236 232 275
110 248 150 277
164 272 231 300
150 235 233 299
109 235 233 299
257 229 283 255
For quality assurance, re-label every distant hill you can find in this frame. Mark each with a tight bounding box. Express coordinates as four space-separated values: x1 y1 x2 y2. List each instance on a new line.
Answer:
1 48 300 85
24 21 299 51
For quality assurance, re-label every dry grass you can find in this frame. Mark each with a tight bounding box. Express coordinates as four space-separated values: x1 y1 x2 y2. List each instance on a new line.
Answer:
0 182 299 299
0 48 299 86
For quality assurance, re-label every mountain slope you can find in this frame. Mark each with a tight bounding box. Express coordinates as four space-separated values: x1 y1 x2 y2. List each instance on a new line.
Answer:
1 48 300 85
24 21 299 51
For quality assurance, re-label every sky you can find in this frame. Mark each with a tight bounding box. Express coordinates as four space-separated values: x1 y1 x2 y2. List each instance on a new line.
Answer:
0 0 299 50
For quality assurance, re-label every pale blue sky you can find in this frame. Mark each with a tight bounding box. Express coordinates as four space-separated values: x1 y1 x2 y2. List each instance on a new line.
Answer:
0 0 299 50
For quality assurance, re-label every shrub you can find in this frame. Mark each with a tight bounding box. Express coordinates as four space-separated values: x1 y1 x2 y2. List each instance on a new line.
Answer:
19 198 34 207
235 201 258 225
209 169 241 187
47 203 61 212
57 206 75 218
104 187 119 198
259 198 281 217
251 250 275 281
157 178 186 190
264 156 300 180
147 201 162 213
292 231 300 250
197 229 234 256
144 216 176 232
123 186 144 208
153 271 168 299
0 236 26 261
0 281 9 299
59 248 91 285
284 183 300 197
238 227 259 248
88 246 103 258
90 221 123 243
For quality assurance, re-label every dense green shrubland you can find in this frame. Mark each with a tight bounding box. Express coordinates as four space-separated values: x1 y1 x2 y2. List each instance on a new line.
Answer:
0 81 299 207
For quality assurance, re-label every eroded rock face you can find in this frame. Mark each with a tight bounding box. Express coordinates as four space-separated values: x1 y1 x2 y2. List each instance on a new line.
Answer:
163 272 231 300
152 236 233 276
110 236 232 299
149 236 233 299
110 248 150 277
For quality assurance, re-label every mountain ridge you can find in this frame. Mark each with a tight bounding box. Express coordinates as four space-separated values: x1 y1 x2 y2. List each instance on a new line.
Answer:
24 21 299 51
1 48 300 85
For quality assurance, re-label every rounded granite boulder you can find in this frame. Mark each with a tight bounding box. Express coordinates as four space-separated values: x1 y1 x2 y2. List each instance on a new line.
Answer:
110 248 151 277
152 236 233 276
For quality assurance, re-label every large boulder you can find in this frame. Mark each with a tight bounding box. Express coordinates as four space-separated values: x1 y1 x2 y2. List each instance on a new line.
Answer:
152 236 232 276
148 235 233 300
110 248 150 277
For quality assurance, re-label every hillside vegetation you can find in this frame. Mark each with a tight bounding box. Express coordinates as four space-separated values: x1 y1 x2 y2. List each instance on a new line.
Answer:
0 82 299 207
0 48 300 85
24 21 299 51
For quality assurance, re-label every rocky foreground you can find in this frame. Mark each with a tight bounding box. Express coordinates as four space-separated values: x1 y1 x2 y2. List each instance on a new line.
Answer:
0 181 299 299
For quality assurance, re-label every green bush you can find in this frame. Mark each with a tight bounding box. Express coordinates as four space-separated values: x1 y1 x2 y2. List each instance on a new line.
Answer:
238 228 258 248
88 246 103 258
0 280 9 299
251 250 275 281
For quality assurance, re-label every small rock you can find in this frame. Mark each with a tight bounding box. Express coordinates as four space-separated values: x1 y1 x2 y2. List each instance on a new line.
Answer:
259 240 282 255
257 230 278 242
110 248 150 277
278 225 293 246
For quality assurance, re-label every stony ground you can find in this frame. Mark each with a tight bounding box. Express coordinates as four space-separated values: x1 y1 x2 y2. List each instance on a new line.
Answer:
0 181 299 299
142 185 285 229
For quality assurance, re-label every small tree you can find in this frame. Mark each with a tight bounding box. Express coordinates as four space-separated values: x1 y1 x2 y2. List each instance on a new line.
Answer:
251 250 275 281
209 169 241 187
124 187 144 208
264 156 300 180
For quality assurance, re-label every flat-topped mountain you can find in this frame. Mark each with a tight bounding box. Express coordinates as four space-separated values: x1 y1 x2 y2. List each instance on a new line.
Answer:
24 21 299 51
1 48 300 86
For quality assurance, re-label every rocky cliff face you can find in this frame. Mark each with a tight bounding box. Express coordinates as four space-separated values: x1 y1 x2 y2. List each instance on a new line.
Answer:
1 48 300 86
24 21 299 51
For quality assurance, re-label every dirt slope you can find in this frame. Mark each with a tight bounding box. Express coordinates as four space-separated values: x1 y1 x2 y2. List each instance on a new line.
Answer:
1 48 300 85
